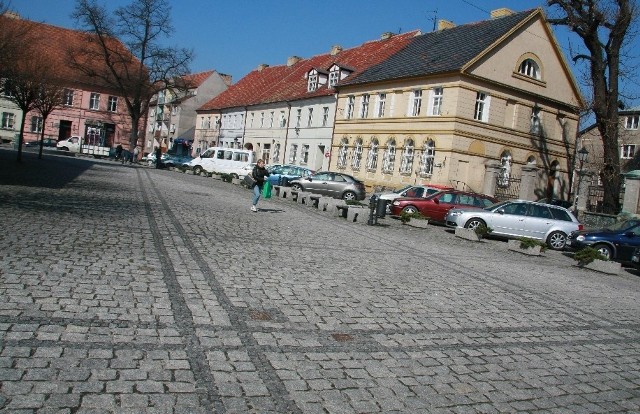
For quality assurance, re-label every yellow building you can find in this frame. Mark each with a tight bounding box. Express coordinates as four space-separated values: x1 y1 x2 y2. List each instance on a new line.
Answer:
331 8 584 201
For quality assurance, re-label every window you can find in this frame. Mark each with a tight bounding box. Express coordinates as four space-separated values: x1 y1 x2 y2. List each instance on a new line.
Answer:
352 138 363 170
376 93 386 118
107 96 117 112
474 92 490 122
360 94 370 118
89 93 100 110
337 138 348 169
2 79 13 97
269 111 274 128
308 73 318 92
429 87 443 116
250 113 254 128
366 138 379 170
172 106 178 115
273 143 280 163
625 115 639 129
1 112 14 129
382 139 396 173
279 111 286 127
307 108 313 127
30 116 43 133
170 124 176 133
346 95 355 119
289 144 298 163
329 67 340 87
621 144 636 159
410 90 422 116
518 58 541 80
63 89 74 106
260 112 264 128
322 107 329 126
301 145 309 164
418 140 435 176
399 139 415 174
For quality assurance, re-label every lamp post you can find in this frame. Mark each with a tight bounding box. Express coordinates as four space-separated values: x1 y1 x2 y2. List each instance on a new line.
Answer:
573 147 589 213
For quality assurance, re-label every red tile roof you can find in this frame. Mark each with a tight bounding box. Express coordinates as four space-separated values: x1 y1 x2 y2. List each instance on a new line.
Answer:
1 14 139 91
198 30 420 111
182 70 215 88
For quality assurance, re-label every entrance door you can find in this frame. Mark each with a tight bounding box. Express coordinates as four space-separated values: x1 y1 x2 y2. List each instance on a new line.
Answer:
58 120 72 141
315 145 325 171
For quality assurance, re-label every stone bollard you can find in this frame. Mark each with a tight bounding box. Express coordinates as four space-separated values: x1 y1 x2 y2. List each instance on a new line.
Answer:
279 187 291 199
297 191 310 205
317 197 332 212
346 206 366 223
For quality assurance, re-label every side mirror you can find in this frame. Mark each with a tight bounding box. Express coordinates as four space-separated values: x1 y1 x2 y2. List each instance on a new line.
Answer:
433 198 440 204
498 209 505 215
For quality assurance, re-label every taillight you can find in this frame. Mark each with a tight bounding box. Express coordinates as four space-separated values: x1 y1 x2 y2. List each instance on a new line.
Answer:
578 224 584 231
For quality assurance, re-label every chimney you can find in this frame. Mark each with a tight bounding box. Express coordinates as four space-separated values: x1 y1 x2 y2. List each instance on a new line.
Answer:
330 45 343 56
490 8 514 18
380 32 394 40
3 11 20 19
287 56 302 66
437 19 456 30
256 64 269 72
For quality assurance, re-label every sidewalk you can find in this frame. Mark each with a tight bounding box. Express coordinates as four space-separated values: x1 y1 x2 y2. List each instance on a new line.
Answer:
0 148 639 413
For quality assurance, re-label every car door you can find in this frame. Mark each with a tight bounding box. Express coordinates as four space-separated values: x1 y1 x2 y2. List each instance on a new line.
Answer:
522 203 554 240
613 222 640 260
305 172 332 195
487 201 528 237
424 192 459 221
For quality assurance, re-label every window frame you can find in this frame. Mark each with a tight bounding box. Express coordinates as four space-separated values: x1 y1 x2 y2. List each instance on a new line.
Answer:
621 144 636 159
359 94 370 118
1 112 15 129
107 96 118 112
89 92 100 110
376 93 386 118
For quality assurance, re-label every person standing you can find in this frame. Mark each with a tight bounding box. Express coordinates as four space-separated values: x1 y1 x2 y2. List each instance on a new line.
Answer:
133 146 140 164
251 159 270 212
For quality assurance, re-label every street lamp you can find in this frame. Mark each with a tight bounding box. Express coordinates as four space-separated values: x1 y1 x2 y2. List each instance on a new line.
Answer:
573 147 589 213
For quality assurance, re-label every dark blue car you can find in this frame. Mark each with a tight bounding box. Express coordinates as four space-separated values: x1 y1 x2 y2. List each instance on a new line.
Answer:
566 219 640 262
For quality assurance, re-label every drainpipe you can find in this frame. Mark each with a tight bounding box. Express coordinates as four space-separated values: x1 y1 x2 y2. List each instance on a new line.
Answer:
241 106 248 150
282 102 292 164
327 89 340 170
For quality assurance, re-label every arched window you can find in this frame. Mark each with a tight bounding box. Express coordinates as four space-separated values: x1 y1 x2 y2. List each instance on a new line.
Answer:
419 140 435 176
337 138 348 169
352 137 363 170
366 138 379 170
518 58 541 80
382 138 396 173
497 151 512 188
399 139 415 174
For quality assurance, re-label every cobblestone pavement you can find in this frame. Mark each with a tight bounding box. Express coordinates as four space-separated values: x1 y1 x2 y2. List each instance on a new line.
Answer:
0 148 639 413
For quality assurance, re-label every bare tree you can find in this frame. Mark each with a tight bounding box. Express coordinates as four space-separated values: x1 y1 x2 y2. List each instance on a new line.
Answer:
33 81 64 159
547 0 637 214
70 0 193 154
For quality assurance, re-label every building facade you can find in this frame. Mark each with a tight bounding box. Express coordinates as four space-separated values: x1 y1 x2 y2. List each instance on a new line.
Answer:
145 71 231 157
331 8 583 201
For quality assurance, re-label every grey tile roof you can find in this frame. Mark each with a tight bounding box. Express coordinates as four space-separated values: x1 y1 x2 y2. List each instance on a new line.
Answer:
342 9 537 86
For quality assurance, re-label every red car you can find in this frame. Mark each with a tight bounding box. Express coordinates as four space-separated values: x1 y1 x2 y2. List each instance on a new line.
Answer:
390 189 498 223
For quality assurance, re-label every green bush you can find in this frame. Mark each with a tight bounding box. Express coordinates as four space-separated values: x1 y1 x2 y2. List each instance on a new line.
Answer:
474 224 493 238
399 211 427 224
573 247 608 266
220 173 233 182
517 237 547 252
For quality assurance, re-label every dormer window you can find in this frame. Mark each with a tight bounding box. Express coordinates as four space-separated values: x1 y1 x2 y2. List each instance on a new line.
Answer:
329 67 340 87
518 58 541 80
308 71 318 92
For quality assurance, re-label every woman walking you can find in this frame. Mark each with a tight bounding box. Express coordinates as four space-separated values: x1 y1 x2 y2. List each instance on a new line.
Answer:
251 159 270 212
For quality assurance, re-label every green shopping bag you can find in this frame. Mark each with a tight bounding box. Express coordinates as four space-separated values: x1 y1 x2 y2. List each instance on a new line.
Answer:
261 181 272 199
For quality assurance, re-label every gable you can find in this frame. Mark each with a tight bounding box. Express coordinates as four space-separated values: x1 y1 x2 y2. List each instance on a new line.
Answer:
465 14 583 109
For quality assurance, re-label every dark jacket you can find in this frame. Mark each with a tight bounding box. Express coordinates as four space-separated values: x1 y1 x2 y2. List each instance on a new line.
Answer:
252 165 270 188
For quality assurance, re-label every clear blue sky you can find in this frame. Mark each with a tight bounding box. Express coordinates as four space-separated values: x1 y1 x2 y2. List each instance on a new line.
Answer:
9 0 640 110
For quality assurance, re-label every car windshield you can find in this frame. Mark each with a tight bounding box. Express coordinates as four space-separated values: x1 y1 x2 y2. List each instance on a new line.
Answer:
487 200 512 211
393 185 413 194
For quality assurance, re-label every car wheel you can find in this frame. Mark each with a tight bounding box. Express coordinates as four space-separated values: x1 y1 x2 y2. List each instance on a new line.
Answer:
60 146 69 151
592 243 613 260
546 231 568 250
401 205 418 215
464 218 486 231
193 166 203 175
291 183 303 192
342 191 357 201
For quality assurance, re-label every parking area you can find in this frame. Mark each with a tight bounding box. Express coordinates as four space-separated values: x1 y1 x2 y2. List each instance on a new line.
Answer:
0 148 639 413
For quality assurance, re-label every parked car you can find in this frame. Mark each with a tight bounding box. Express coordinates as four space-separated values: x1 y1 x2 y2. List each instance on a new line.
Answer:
566 219 640 262
445 199 583 250
163 153 193 169
630 247 640 270
376 183 453 202
25 138 57 147
267 164 314 186
390 190 498 223
538 198 574 209
289 172 366 200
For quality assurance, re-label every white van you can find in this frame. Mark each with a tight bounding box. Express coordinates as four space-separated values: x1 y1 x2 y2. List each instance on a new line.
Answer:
187 147 257 177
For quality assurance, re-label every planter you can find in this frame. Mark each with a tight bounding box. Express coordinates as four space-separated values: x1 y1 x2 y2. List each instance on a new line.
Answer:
231 178 242 185
211 174 222 180
407 219 430 229
455 227 481 242
507 239 542 256
577 259 621 275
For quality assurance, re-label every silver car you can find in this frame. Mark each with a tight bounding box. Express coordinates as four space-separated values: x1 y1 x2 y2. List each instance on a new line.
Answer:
289 171 367 200
445 199 583 250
